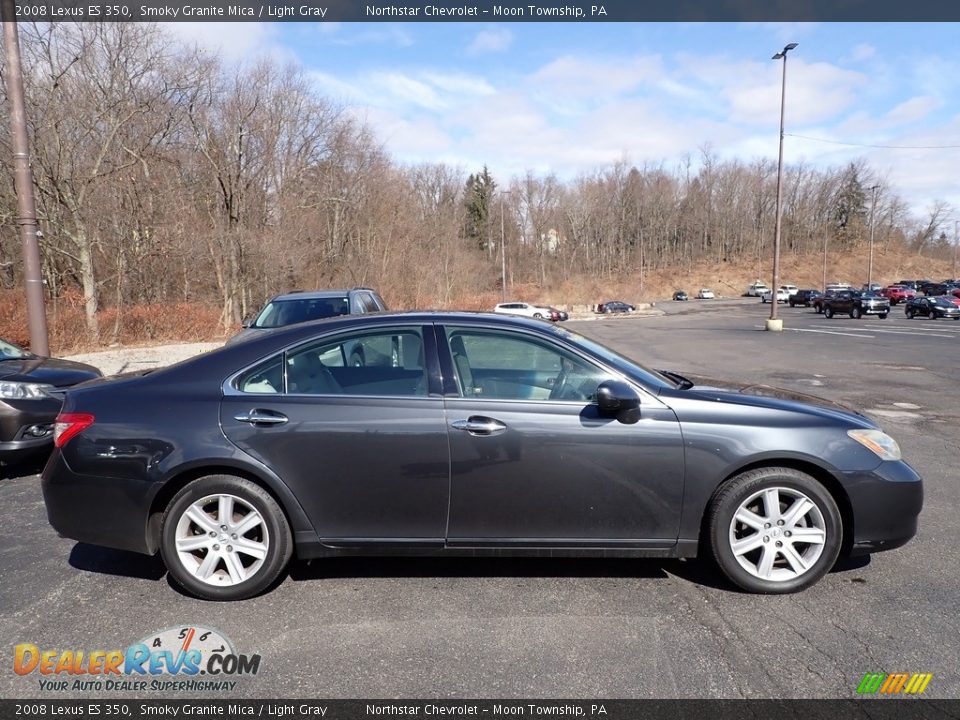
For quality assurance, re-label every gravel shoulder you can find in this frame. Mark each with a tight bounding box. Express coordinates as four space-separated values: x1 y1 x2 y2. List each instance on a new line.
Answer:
64 341 223 376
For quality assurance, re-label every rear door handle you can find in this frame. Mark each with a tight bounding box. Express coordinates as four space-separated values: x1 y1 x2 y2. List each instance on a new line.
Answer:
451 416 507 436
234 409 289 426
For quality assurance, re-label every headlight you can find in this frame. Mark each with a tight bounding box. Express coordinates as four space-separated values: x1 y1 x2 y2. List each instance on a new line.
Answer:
847 429 902 461
0 381 55 400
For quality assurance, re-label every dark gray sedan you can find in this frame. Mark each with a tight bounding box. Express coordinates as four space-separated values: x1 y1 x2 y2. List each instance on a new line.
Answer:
1 338 101 466
41 312 921 601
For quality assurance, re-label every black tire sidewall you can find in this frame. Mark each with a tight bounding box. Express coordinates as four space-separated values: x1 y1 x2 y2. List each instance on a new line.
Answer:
709 468 843 594
160 475 292 601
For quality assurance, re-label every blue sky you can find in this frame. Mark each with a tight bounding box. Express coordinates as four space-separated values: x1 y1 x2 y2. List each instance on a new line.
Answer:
171 22 960 216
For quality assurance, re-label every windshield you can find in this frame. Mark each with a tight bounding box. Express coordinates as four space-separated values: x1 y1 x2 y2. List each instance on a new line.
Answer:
0 338 31 359
550 325 675 390
254 297 350 328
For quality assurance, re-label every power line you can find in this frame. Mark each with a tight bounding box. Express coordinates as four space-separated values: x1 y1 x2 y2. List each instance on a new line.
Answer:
785 133 960 150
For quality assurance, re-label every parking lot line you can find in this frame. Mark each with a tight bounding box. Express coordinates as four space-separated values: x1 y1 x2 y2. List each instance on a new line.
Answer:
830 326 959 338
757 326 874 338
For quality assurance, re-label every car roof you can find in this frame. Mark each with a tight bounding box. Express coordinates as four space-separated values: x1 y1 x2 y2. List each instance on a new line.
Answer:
270 289 374 302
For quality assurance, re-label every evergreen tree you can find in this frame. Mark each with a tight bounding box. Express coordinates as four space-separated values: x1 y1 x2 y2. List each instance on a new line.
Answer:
463 165 497 252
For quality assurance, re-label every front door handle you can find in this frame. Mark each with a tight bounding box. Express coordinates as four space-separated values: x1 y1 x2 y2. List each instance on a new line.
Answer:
234 409 289 426
451 416 507 436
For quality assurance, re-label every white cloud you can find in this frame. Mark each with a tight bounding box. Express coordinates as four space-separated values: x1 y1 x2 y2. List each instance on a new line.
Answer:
884 96 940 126
530 55 662 102
466 29 513 56
161 22 280 63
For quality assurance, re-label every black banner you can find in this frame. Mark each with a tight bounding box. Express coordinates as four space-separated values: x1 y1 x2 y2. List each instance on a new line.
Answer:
5 0 960 22
3 700 960 720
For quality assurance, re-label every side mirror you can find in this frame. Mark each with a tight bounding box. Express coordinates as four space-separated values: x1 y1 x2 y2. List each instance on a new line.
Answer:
596 380 641 424
241 317 254 329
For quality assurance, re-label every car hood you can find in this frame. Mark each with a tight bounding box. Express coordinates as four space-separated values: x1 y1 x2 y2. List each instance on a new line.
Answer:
659 372 874 427
0 356 102 387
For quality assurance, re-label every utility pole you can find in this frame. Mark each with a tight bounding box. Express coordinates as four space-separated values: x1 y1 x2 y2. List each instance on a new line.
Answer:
953 221 958 281
867 185 879 288
2 5 49 355
821 222 828 292
500 195 507 301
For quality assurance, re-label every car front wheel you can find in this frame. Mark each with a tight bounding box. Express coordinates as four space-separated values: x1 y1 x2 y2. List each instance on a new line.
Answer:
708 467 842 593
824 307 834 318
906 308 914 318
160 475 292 601
851 307 862 319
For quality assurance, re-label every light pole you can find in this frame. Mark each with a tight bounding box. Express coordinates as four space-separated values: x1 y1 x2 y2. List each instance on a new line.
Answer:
2 1 50 355
867 185 879 288
766 42 797 332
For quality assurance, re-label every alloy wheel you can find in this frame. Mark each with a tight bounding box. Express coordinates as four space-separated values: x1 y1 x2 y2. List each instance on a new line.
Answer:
728 486 826 583
174 493 270 587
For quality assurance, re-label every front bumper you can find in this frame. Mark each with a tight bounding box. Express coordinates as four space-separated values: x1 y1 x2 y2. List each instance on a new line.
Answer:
41 449 155 554
843 460 923 555
0 397 59 461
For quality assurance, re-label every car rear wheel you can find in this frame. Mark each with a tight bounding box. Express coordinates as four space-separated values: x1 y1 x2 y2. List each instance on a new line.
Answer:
160 475 292 601
708 467 842 594
824 307 834 318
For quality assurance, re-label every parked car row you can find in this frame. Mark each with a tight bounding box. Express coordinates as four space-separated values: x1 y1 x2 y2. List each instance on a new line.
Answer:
673 289 715 300
494 302 568 322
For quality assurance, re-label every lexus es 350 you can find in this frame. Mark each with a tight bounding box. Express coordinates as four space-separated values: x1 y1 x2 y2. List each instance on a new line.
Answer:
41 313 922 600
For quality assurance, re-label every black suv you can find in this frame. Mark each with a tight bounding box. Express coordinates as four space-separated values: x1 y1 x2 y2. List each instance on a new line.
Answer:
822 291 890 319
789 289 822 308
228 288 388 345
904 296 960 320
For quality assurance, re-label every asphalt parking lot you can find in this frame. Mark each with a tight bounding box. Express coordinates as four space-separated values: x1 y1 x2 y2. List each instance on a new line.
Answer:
1 297 957 699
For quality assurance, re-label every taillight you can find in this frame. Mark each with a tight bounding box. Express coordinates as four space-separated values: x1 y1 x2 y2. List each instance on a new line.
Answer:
53 413 95 448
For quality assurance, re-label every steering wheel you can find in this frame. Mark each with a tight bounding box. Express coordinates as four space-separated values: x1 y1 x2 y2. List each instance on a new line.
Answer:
549 370 571 400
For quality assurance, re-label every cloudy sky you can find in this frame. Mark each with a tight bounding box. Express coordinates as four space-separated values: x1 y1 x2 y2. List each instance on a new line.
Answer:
171 21 960 216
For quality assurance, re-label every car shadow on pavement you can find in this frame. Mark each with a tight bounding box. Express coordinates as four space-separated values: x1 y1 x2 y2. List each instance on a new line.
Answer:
288 556 727 586
69 543 167 581
0 456 47 480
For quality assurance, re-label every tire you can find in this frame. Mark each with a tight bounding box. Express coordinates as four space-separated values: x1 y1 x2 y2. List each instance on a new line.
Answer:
707 467 842 594
815 304 823 314
824 307 834 319
906 308 914 319
160 475 293 601
851 307 861 319
929 311 937 321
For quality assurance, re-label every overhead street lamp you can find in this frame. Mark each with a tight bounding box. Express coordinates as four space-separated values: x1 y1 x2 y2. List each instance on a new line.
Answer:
766 42 798 332
867 185 880 288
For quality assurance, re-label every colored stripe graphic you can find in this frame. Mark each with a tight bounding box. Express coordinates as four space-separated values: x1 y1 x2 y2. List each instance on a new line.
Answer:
857 673 886 694
857 672 932 695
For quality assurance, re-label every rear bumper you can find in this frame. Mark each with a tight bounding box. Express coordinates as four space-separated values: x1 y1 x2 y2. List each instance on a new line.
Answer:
41 449 154 554
843 460 923 556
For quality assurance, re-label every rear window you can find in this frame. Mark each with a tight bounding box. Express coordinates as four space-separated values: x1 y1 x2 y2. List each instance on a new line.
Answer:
254 297 350 328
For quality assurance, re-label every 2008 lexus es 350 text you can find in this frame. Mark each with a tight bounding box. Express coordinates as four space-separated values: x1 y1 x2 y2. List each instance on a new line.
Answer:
41 312 922 601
